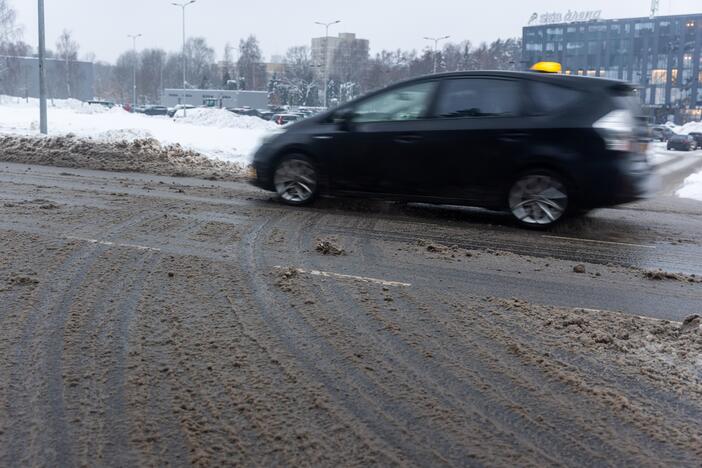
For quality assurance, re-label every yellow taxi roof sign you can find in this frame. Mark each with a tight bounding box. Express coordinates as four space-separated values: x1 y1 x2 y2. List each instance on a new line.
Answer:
530 62 563 74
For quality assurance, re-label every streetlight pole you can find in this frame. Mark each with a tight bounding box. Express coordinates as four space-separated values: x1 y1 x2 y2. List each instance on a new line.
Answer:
127 34 142 108
172 0 197 116
424 35 450 74
315 20 341 109
38 0 47 134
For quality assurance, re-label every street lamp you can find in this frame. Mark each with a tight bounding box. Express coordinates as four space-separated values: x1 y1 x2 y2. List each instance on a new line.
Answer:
315 20 341 108
38 0 47 134
424 35 450 74
172 0 197 116
127 34 142 108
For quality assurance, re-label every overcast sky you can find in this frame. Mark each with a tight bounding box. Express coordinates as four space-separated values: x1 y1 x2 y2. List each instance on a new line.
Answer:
12 0 702 63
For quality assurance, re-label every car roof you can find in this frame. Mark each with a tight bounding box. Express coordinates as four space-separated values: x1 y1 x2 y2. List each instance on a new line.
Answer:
394 70 631 91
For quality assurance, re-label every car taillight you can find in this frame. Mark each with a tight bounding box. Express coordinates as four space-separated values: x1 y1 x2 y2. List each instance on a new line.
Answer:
593 110 635 152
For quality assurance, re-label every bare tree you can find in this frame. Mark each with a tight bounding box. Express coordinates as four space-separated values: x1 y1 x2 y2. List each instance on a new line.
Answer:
0 0 20 43
279 45 318 106
56 29 79 98
184 37 214 89
237 35 265 90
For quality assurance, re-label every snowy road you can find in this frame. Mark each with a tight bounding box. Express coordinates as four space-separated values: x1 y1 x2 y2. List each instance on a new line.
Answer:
0 162 701 466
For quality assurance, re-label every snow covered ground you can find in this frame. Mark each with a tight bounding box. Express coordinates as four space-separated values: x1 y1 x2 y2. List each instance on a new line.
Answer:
0 96 276 165
677 169 702 202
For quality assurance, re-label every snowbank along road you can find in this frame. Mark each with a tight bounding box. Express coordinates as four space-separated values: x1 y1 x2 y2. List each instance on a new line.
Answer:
1 161 701 467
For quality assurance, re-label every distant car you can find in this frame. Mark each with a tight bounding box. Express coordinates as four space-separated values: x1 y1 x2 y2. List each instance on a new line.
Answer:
272 113 302 125
651 126 675 142
228 107 262 118
132 105 147 114
252 70 655 228
88 100 115 109
688 132 702 147
667 134 698 151
143 105 169 116
168 104 196 117
258 110 275 121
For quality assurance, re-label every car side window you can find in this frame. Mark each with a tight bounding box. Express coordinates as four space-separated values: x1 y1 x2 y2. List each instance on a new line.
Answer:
353 81 437 123
529 81 585 113
434 79 522 118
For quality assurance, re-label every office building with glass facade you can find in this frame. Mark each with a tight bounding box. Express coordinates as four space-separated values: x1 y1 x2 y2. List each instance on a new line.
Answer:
522 13 702 122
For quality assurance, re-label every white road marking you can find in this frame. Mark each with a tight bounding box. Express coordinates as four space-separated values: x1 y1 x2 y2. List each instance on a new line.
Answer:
275 266 411 288
66 236 161 252
542 235 656 249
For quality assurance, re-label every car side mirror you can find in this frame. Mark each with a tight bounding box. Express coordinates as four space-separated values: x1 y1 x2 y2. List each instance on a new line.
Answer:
334 109 357 131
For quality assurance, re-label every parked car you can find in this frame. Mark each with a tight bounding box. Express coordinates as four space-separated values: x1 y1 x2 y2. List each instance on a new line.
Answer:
251 71 655 228
667 134 699 151
258 110 275 121
88 100 115 109
272 113 302 126
143 105 169 116
132 105 147 114
688 132 702 147
167 104 196 117
228 107 261 117
651 126 675 142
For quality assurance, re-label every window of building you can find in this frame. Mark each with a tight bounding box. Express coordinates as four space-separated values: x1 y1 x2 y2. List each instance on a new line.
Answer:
567 42 584 52
588 42 599 54
567 26 577 34
526 43 543 52
588 24 608 33
635 22 654 37
434 79 522 118
611 24 621 33
651 69 669 84
545 42 555 52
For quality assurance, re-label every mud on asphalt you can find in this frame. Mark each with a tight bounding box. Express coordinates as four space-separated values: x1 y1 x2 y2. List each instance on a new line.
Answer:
0 163 701 467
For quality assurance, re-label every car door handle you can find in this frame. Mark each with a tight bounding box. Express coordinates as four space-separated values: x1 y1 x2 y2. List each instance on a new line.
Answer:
394 134 423 144
313 135 333 140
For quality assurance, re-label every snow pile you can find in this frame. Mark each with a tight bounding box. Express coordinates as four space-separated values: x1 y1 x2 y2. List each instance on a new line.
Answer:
680 121 702 135
677 169 702 202
0 134 244 180
0 97 271 165
174 108 276 130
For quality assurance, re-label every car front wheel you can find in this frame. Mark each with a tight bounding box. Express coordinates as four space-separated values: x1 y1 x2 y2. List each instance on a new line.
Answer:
273 155 319 206
508 171 569 229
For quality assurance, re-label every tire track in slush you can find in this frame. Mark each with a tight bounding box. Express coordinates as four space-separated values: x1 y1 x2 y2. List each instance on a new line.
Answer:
239 213 470 466
290 213 566 465
6 213 151 467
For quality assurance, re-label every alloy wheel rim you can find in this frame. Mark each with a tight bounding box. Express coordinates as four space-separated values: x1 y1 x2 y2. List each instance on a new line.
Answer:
274 159 317 203
509 174 568 225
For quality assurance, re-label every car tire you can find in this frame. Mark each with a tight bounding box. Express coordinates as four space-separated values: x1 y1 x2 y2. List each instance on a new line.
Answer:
273 154 319 206
508 170 569 229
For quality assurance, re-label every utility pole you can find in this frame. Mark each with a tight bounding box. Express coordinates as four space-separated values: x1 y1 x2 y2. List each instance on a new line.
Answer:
172 1 197 115
38 0 47 134
315 20 341 109
424 35 450 74
128 34 142 108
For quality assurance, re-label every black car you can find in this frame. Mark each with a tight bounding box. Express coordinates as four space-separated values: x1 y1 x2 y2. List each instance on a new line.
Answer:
689 132 702 147
667 134 699 151
251 71 654 228
143 105 169 116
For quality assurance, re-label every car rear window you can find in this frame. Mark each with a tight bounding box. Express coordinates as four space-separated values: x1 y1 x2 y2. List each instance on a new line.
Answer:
434 79 522 118
528 81 585 113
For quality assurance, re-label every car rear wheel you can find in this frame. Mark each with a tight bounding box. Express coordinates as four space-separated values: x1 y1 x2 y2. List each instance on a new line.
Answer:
273 155 319 206
508 171 569 228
